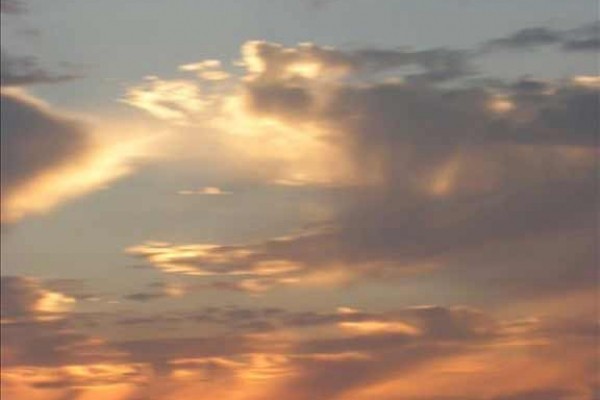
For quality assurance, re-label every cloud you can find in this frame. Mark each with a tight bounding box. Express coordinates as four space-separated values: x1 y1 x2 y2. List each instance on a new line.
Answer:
123 292 168 303
130 304 595 400
1 50 80 86
486 22 600 52
1 89 158 224
124 41 597 302
4 36 586 399
177 186 232 195
238 40 473 83
0 275 147 400
125 40 597 185
0 276 75 323
123 282 186 302
121 77 205 126
2 2 81 87
124 41 473 187
0 13 162 226
562 22 600 51
1 277 596 400
179 60 230 81
487 27 562 49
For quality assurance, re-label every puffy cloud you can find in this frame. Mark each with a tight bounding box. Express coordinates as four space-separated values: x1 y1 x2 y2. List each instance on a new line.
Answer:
125 41 597 186
124 41 597 300
124 40 477 186
179 60 230 81
121 77 205 126
1 89 158 224
238 40 473 83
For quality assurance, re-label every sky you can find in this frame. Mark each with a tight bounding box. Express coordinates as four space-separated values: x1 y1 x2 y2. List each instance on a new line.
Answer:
0 0 598 399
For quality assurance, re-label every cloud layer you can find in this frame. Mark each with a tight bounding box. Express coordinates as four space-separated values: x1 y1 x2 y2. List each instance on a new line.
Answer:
2 16 598 399
1 276 597 399
117 39 598 399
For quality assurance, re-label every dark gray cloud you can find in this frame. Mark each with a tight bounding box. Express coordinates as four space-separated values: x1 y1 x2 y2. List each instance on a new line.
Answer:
0 88 143 225
130 66 598 301
245 40 474 85
1 50 80 86
0 92 89 191
241 71 597 295
349 47 474 82
0 88 139 225
562 22 600 51
0 276 45 320
0 90 92 222
486 22 600 52
1 0 81 87
124 292 168 302
487 27 562 49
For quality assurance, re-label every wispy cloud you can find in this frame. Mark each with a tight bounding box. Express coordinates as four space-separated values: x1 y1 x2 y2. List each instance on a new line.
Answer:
1 50 81 87
485 22 600 52
2 277 596 399
1 89 164 225
177 186 232 196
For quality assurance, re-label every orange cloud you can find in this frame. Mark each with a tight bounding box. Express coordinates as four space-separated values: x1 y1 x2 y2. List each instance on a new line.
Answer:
2 282 597 400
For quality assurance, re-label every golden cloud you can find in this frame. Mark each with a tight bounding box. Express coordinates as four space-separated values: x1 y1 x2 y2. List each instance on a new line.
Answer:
1 89 165 224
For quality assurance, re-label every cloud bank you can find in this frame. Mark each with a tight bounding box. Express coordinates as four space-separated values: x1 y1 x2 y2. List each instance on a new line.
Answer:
1 276 597 399
124 40 597 301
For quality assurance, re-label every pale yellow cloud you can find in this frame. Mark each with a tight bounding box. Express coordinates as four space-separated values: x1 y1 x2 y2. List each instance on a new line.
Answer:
1 276 75 323
572 75 600 88
121 77 206 125
177 186 232 195
122 42 371 187
338 320 421 336
180 59 231 81
123 41 597 196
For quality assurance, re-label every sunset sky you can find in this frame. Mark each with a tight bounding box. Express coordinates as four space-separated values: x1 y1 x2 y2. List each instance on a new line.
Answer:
1 1 599 399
